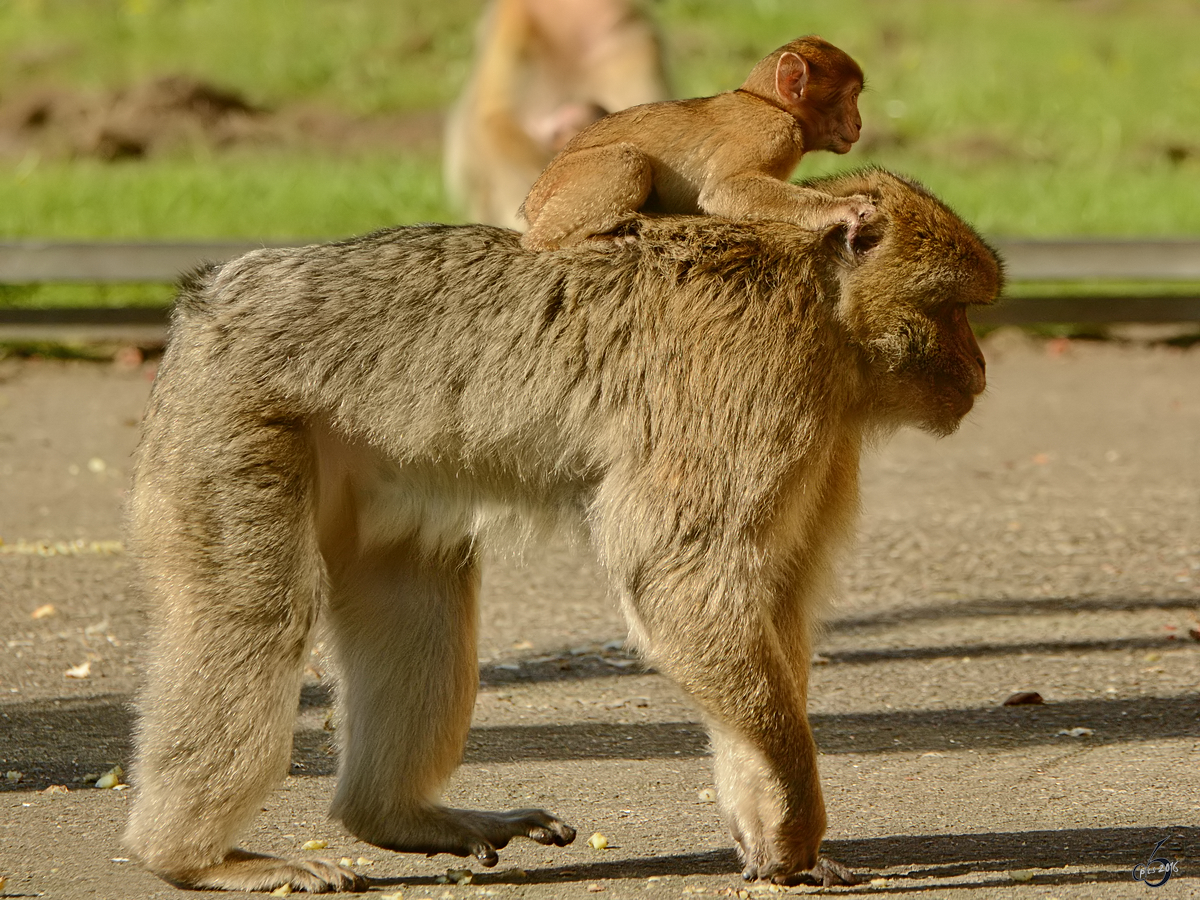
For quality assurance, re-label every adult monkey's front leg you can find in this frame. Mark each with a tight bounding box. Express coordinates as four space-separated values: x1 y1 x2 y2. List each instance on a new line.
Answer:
607 532 854 887
703 626 856 887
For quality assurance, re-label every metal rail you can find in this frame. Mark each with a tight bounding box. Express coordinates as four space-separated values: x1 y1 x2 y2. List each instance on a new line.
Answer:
992 239 1200 281
0 241 295 283
2 238 1199 283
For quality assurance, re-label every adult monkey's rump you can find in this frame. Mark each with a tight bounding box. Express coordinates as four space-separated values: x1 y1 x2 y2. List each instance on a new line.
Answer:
124 169 1002 892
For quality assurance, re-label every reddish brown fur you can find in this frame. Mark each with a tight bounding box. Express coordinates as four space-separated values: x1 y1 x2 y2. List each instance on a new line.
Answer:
741 37 865 155
520 35 872 250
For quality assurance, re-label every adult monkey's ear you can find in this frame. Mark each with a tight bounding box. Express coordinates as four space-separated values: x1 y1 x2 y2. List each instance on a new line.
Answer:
825 210 886 268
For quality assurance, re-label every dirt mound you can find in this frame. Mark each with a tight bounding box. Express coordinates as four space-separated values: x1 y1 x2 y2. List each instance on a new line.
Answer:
94 75 262 159
0 74 442 161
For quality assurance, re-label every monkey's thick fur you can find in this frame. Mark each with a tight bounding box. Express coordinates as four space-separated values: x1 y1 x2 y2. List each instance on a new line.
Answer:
125 169 1001 892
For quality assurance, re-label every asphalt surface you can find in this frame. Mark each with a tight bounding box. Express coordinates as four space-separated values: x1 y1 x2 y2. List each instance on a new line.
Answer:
0 331 1197 899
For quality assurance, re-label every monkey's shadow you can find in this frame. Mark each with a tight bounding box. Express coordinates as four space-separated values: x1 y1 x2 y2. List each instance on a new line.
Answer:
0 693 1194 889
292 690 1200 771
368 825 1197 889
1 681 1196 785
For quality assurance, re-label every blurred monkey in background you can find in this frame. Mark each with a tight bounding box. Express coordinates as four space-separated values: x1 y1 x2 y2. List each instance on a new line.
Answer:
445 0 669 229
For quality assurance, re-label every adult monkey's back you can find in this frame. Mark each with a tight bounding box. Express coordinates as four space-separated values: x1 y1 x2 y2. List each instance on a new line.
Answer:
124 169 1002 892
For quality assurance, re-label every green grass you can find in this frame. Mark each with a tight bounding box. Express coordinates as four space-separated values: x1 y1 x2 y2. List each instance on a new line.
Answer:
1 0 1198 242
0 281 174 309
0 152 448 239
1003 280 1200 299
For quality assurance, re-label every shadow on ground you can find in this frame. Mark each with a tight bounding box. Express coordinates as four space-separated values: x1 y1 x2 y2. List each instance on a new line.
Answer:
827 595 1200 631
368 826 1197 889
1 691 1196 786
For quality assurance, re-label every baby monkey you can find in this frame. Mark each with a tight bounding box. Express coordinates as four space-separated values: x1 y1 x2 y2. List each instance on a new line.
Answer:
520 35 873 250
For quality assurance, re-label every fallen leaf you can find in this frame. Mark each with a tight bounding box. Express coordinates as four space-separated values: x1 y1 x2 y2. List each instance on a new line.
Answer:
65 660 91 679
95 765 124 789
1057 727 1093 738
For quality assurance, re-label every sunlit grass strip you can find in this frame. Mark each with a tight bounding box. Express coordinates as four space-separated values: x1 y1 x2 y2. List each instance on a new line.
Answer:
0 153 454 240
1004 280 1200 299
0 283 177 309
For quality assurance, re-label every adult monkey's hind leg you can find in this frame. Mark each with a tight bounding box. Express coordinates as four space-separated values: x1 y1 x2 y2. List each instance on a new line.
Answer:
321 490 576 866
124 404 365 893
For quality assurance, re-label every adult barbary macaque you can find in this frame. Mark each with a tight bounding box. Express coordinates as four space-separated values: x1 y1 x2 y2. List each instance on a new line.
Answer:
520 35 872 251
125 169 1001 892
